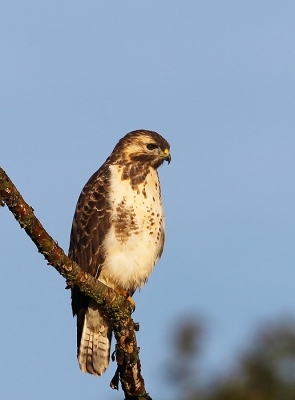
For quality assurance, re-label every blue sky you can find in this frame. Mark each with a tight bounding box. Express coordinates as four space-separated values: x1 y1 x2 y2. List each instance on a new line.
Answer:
1 1 295 399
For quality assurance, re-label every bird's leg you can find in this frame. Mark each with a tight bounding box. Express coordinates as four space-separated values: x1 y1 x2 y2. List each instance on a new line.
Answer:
115 288 136 307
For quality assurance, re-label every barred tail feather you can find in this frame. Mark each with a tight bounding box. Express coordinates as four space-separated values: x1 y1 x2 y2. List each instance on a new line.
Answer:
78 300 112 376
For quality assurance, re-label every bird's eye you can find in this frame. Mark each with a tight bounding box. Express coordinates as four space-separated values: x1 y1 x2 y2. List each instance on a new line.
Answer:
147 143 158 151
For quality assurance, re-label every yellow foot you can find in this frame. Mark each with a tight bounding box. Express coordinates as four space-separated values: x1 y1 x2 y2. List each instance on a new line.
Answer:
115 288 136 308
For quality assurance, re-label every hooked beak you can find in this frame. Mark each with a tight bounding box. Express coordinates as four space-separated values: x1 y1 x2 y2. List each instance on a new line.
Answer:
163 148 171 164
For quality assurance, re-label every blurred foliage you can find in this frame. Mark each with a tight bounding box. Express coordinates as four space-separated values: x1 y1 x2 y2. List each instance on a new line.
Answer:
167 317 295 400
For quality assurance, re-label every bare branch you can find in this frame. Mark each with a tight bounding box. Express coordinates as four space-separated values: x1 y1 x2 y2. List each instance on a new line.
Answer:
0 166 152 400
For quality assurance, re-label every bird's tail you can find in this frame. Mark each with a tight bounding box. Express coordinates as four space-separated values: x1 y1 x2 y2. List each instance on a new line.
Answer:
78 300 112 376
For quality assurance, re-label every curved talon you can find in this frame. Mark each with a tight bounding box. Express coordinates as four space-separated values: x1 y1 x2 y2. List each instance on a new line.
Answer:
115 288 136 308
126 296 135 308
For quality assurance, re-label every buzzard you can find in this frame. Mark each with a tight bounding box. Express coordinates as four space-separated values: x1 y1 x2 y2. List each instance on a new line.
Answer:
68 130 171 376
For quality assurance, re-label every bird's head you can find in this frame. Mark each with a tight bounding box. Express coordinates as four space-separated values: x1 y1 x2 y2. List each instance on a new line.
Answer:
111 130 171 169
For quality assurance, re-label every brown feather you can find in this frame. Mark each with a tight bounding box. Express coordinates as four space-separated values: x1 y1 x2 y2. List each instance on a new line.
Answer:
68 129 170 376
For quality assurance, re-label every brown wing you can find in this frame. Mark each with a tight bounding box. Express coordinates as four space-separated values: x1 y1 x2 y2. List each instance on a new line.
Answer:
69 162 111 346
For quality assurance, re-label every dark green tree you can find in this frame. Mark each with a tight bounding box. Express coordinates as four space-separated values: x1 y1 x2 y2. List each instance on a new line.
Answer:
167 317 295 400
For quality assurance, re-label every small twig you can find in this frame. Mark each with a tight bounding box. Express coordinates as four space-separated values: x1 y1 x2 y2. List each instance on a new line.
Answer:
0 166 152 400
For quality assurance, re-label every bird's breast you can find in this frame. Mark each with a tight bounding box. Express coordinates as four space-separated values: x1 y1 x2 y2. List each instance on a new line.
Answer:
99 164 165 292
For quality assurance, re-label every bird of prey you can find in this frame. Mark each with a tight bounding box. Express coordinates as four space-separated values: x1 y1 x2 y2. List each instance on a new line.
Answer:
68 129 171 376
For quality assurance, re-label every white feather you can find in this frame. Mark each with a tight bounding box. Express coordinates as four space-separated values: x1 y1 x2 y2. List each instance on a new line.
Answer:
100 164 165 292
78 300 112 376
